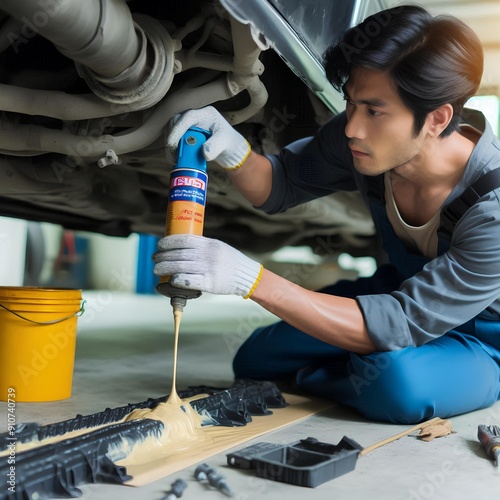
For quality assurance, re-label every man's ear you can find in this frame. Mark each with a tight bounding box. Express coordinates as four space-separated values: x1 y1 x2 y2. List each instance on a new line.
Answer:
426 104 454 137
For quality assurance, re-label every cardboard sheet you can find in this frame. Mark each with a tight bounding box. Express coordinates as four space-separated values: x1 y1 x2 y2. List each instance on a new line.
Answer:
120 393 334 487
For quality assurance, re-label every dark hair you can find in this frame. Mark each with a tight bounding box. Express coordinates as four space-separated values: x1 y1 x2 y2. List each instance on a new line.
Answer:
324 4 484 137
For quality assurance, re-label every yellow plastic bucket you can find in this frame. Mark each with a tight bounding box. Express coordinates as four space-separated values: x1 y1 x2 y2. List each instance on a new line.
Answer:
0 287 84 402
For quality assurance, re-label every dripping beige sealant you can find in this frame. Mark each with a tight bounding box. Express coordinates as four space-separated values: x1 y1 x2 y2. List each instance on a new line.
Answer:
116 307 218 472
169 308 182 405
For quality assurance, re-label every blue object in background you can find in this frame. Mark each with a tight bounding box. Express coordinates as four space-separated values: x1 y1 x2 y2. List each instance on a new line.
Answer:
49 231 89 289
136 233 160 294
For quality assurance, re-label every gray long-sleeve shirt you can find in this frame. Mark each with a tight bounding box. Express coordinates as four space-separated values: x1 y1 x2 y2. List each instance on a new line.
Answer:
258 111 500 350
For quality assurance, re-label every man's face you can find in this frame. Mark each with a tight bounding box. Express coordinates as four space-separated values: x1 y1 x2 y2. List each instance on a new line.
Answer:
343 67 428 176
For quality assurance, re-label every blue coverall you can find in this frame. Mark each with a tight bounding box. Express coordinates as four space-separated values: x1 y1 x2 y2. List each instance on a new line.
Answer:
233 112 500 424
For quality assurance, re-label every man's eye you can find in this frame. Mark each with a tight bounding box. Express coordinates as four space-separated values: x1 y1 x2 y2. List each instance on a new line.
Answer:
368 109 381 116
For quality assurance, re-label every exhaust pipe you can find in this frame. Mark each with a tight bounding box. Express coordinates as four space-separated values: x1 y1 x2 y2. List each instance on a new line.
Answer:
1 0 178 108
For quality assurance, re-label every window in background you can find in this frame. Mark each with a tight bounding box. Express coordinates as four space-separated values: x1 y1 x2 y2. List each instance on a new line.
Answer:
466 95 499 136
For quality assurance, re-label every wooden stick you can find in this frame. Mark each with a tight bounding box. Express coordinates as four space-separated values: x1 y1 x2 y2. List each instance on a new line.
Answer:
359 417 442 457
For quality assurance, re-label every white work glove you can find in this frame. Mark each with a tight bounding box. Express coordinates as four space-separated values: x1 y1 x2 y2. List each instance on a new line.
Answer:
153 234 263 298
165 106 251 170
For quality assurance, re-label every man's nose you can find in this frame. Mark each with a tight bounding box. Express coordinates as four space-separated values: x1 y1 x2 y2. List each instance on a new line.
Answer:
345 109 366 140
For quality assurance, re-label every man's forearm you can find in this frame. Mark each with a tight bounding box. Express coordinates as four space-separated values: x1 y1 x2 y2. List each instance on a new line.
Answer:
227 150 273 207
251 268 377 354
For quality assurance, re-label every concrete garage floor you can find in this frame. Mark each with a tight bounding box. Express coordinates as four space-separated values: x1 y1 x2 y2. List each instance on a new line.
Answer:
2 290 500 500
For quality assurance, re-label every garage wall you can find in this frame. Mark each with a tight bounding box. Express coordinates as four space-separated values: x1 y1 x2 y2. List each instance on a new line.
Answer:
0 218 143 292
85 233 139 292
45 228 140 292
0 217 27 286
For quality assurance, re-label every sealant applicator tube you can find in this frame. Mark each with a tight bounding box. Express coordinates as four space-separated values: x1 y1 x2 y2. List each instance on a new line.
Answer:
156 127 211 311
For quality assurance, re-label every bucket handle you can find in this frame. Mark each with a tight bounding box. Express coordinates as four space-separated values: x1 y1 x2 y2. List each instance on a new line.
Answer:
0 300 86 325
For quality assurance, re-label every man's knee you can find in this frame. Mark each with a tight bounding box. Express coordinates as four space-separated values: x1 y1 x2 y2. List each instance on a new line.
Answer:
349 351 436 423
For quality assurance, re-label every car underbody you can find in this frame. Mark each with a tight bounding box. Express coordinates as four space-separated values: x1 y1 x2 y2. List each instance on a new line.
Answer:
0 0 378 258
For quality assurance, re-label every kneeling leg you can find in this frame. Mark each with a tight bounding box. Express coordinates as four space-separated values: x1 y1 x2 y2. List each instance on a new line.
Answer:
296 332 500 423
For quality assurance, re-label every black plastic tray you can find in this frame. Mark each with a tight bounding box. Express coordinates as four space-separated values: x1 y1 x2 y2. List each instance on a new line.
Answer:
227 436 363 488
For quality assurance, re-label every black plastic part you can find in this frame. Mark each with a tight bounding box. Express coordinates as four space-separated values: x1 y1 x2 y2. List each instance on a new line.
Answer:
1 419 161 500
191 380 288 427
227 436 364 488
0 381 287 500
0 381 287 450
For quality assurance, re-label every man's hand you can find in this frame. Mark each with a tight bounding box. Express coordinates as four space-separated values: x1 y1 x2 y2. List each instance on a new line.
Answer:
165 106 251 170
153 234 263 298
